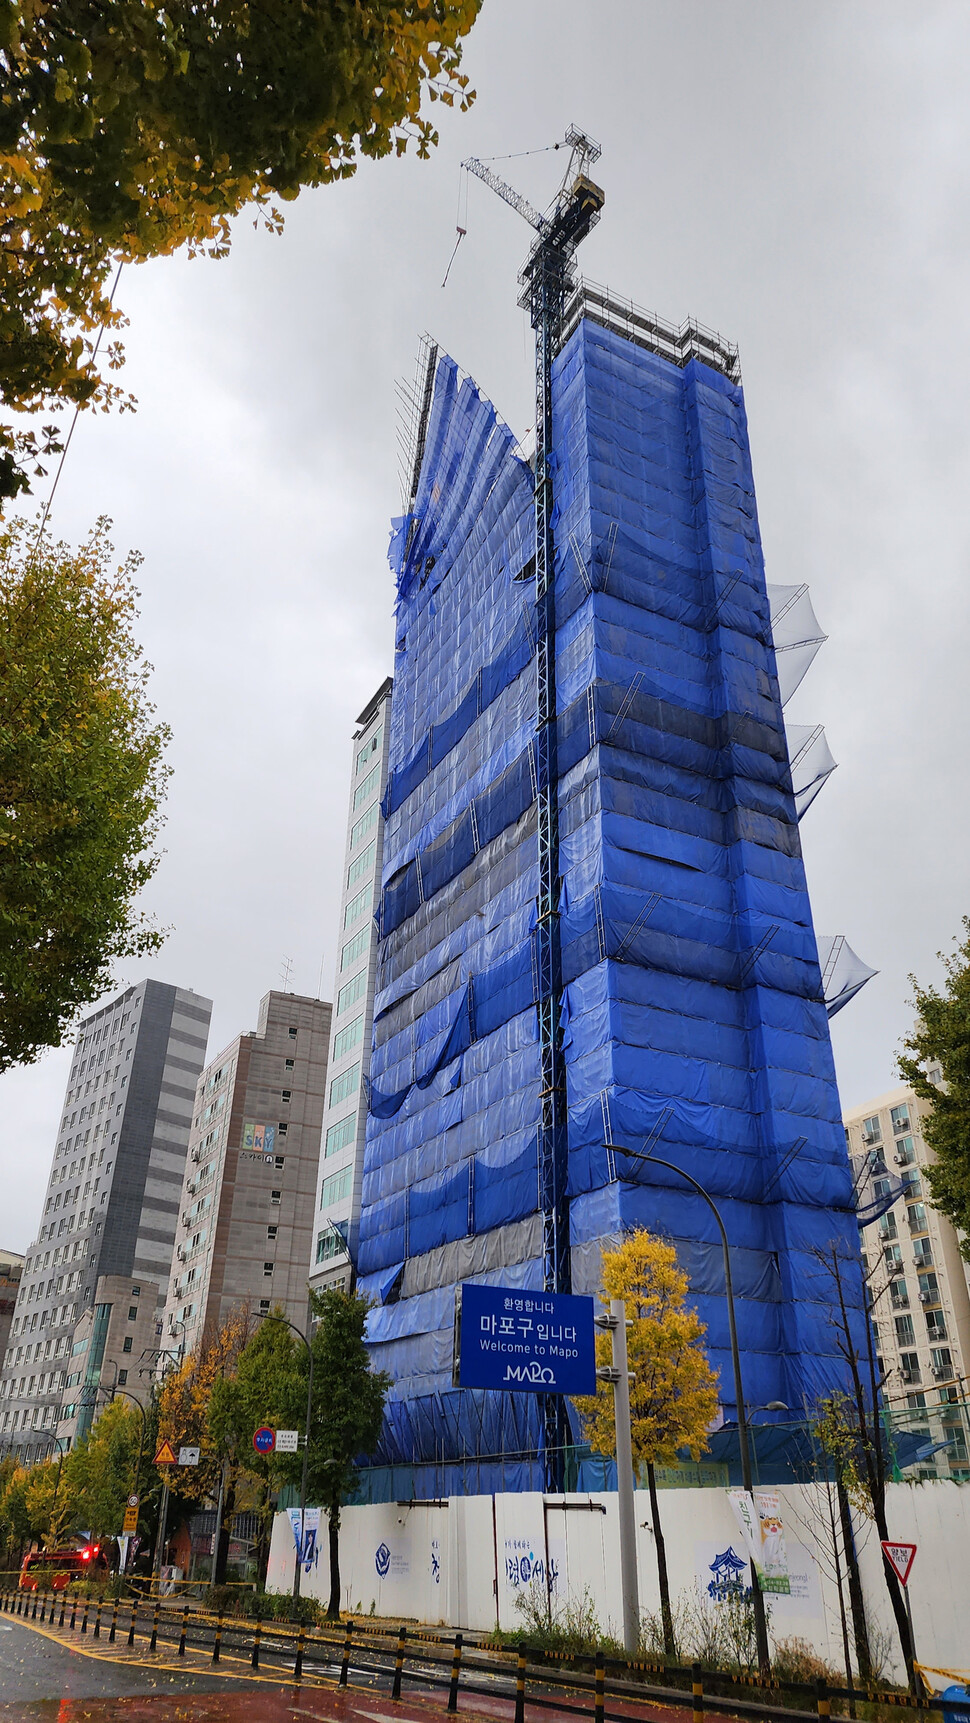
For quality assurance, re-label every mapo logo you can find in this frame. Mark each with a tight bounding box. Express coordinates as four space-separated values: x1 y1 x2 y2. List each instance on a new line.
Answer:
375 1541 391 1578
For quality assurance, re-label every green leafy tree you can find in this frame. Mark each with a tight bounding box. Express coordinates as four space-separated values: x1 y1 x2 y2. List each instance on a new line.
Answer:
0 0 481 498
64 1398 141 1543
208 1308 302 1583
899 920 970 1256
304 1288 390 1617
0 1461 34 1565
574 1230 720 1658
0 515 169 1071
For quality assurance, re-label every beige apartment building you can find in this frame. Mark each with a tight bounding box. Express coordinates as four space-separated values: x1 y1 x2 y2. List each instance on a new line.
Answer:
163 989 331 1356
845 1079 970 1479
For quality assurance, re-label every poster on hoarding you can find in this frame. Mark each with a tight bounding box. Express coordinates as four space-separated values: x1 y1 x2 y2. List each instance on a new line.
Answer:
727 1487 791 1594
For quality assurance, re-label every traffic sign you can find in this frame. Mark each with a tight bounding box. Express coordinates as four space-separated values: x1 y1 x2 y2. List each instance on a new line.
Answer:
127 1494 139 1508
178 1446 200 1466
455 1283 597 1395
881 1541 917 1586
253 1425 275 1455
154 1440 178 1466
275 1429 299 1453
122 1502 139 1535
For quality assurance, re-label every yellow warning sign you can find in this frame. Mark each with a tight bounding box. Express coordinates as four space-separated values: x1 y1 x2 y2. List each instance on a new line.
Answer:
123 1503 139 1534
154 1439 178 1466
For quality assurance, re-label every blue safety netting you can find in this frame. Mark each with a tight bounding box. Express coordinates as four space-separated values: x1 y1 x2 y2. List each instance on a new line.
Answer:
356 320 868 1489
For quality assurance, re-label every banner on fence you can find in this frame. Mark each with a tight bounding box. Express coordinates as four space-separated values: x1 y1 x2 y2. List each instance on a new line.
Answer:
286 1506 321 1572
727 1487 791 1594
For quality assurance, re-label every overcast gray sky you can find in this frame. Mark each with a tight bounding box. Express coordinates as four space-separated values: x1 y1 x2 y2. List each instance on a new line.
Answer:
4 1 969 1252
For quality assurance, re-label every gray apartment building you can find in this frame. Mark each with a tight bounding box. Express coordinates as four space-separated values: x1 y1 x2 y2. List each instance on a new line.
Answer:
163 989 331 1354
309 678 391 1296
846 1079 970 1480
0 1249 24 1378
0 980 212 1459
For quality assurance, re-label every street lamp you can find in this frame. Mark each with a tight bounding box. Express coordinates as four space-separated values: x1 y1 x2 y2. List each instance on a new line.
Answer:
608 1142 773 1678
253 1311 314 1606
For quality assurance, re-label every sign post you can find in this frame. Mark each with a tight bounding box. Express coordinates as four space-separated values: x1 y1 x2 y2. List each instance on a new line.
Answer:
881 1542 917 1668
152 1443 177 1587
595 1299 639 1656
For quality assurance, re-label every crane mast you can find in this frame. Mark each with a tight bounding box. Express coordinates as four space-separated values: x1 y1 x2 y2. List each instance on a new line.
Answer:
462 130 604 1490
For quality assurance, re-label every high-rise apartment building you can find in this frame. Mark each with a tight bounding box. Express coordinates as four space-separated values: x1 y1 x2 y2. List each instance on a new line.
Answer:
0 980 212 1459
310 679 392 1295
163 990 331 1354
0 1250 24 1374
846 1081 970 1478
358 290 867 1490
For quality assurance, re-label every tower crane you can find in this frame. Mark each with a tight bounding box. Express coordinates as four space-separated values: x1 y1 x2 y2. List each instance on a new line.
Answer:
461 130 604 1489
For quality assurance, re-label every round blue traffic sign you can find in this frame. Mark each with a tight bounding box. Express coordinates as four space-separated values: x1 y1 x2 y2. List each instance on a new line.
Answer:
253 1425 275 1455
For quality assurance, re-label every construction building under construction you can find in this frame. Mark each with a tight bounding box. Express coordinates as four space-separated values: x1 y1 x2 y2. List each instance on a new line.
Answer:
354 141 869 1494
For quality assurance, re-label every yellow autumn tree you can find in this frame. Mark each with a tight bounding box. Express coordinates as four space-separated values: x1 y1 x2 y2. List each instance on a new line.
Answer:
574 1230 720 1656
156 1307 251 1509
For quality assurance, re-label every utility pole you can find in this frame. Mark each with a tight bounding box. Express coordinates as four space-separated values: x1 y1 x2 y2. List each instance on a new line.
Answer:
152 1470 172 1588
596 1298 639 1654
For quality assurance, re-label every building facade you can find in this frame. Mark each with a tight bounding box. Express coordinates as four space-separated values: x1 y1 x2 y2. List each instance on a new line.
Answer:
0 1250 24 1376
846 1081 970 1478
59 1274 164 1447
0 980 212 1459
309 679 392 1296
358 292 867 1491
163 990 331 1355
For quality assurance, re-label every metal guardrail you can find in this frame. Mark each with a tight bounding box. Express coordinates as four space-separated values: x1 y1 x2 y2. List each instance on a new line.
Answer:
1 1584 941 1722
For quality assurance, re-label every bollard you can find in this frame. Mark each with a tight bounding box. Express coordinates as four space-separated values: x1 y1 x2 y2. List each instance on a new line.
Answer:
339 1619 354 1687
38 1591 46 1623
31 1589 39 1620
251 1618 262 1670
391 1625 408 1701
128 1600 138 1647
514 1647 527 1723
58 1592 66 1628
817 1679 831 1723
80 1600 90 1635
294 1623 305 1682
594 1648 605 1723
93 1598 103 1639
70 1595 78 1631
149 1599 160 1653
178 1604 189 1657
693 1661 704 1723
447 1632 464 1713
212 1612 223 1665
109 1597 120 1643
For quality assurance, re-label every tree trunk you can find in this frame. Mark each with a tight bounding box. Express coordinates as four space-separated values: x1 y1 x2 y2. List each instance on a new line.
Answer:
327 1501 341 1619
213 1477 236 1587
836 1478 872 1682
870 1480 916 1690
646 1461 675 1657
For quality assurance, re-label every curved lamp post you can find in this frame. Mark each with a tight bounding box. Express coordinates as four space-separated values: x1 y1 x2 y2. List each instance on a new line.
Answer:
607 1142 772 1677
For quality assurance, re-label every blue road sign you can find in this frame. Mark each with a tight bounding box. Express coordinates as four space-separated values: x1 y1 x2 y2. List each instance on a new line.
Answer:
253 1425 275 1455
455 1283 596 1394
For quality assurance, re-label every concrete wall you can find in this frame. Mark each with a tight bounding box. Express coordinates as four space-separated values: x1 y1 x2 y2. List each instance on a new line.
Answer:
266 1482 970 1682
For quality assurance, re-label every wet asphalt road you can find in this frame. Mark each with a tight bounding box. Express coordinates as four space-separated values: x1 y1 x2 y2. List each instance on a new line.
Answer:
0 1613 255 1708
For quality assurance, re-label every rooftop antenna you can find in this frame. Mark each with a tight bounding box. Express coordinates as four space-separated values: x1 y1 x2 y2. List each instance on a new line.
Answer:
280 955 293 992
458 127 604 1492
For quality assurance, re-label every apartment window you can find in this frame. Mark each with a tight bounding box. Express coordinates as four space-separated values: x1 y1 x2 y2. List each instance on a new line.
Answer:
263 1262 274 1277
325 1115 357 1159
900 1352 920 1382
277 1121 288 1136
894 1314 915 1347
131 1285 140 1297
274 1155 285 1170
902 1172 922 1198
315 1228 346 1265
347 840 376 889
337 969 368 1019
288 1027 298 1040
343 883 372 930
259 1299 271 1315
281 1090 291 1104
319 1166 353 1209
919 1272 940 1303
332 1016 364 1063
914 1239 933 1268
931 1348 953 1378
926 1310 948 1342
267 1225 278 1241
907 1203 927 1235
356 728 382 774
906 1391 927 1410
329 1064 360 1109
873 1177 892 1201
122 1336 133 1353
285 1059 294 1071
878 1212 898 1241
127 1306 137 1321
352 762 381 811
340 928 369 972
894 1136 916 1166
890 1279 909 1310
862 1115 882 1143
349 802 379 851
118 1369 128 1387
271 1190 282 1205
928 1065 943 1085
891 1104 911 1133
